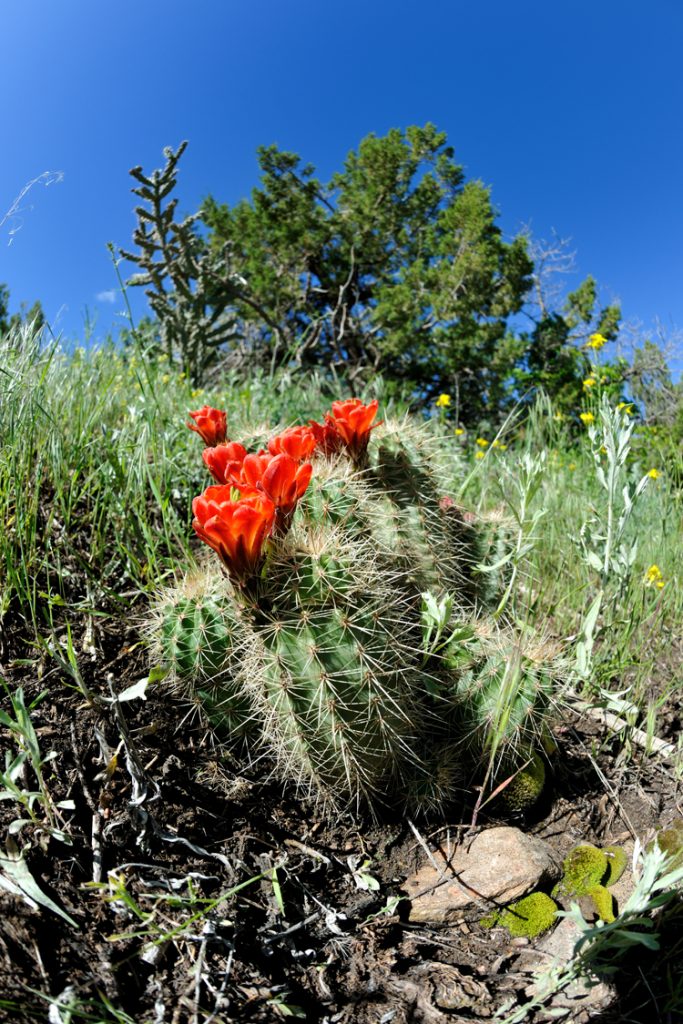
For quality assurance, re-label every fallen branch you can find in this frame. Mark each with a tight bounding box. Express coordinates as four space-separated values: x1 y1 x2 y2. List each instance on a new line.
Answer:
566 691 678 762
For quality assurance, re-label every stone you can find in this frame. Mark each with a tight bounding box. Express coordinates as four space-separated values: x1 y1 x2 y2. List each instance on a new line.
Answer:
403 826 562 924
606 840 635 913
516 917 616 1019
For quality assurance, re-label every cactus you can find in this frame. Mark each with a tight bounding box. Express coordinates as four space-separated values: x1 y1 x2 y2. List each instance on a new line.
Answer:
154 572 255 738
250 602 424 804
444 623 558 762
150 400 560 813
368 419 482 602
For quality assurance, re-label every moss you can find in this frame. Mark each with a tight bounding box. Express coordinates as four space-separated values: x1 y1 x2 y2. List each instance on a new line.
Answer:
501 751 546 813
602 844 628 886
481 891 558 938
588 884 616 923
540 726 558 757
650 819 683 870
553 844 608 900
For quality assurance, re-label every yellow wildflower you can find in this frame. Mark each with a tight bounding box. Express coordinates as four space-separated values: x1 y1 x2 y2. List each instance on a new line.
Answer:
643 564 665 589
580 412 595 425
476 438 489 448
492 441 507 451
600 375 609 384
436 393 451 408
161 373 171 384
454 427 464 436
583 378 596 389
599 445 607 455
647 468 661 480
568 462 576 471
475 450 485 460
191 389 205 400
616 402 633 415
586 332 607 350
553 412 565 422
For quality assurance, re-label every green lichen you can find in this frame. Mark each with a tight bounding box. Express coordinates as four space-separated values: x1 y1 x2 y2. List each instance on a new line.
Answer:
481 891 558 938
588 884 616 923
553 845 608 901
650 819 683 870
602 844 628 886
501 751 546 813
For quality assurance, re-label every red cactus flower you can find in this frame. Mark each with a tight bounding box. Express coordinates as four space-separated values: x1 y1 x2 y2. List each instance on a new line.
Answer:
329 398 381 463
308 416 345 457
187 405 228 446
191 483 236 518
202 442 248 485
229 451 312 533
192 490 275 583
261 453 312 517
268 426 317 462
229 451 274 494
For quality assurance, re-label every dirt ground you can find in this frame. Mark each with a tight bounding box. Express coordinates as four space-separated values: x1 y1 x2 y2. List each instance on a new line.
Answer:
1 608 682 1024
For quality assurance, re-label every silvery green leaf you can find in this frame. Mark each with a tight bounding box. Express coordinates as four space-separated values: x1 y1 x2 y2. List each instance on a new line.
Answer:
104 667 168 704
8 819 31 835
583 592 603 638
586 551 602 572
0 839 78 927
420 592 439 623
576 641 587 676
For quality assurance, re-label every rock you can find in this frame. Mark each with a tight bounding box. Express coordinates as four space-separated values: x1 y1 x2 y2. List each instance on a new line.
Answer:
606 840 635 913
516 917 616 1020
517 915 582 970
403 826 562 924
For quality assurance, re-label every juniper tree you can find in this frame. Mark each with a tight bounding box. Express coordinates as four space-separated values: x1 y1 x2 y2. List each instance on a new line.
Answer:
202 124 534 419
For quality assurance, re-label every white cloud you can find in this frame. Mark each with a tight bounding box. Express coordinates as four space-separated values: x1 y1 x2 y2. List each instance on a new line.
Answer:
96 289 117 303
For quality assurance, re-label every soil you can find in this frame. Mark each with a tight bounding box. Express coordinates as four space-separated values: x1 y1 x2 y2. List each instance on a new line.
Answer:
1 608 682 1024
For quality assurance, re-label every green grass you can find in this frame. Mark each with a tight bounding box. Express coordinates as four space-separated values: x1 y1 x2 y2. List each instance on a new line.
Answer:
456 395 682 727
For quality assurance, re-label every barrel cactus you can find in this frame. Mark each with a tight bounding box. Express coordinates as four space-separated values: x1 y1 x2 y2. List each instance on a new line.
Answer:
152 399 558 813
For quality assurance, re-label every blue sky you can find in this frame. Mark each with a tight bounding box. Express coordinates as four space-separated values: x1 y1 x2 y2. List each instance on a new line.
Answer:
1 0 682 367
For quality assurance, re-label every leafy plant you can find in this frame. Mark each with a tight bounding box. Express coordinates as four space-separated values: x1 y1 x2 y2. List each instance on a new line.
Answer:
0 684 74 843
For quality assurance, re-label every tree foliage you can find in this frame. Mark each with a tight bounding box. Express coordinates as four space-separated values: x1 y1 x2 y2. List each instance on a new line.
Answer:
201 124 533 418
120 128 648 425
0 284 44 336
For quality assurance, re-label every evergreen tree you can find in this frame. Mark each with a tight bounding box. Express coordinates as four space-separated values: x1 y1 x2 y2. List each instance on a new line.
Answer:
0 283 44 335
202 124 533 419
